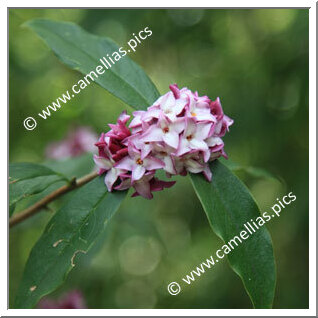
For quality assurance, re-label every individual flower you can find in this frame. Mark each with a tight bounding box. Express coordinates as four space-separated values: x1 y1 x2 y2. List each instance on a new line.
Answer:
185 92 216 123
141 114 185 149
46 127 97 159
93 153 126 192
177 118 212 162
144 84 189 122
151 143 176 175
115 172 175 199
37 290 86 309
209 97 224 121
131 176 176 199
115 143 164 182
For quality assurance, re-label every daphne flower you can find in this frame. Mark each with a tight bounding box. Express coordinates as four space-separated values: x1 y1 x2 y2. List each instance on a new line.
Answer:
94 84 233 199
93 155 126 191
106 111 131 140
186 93 217 123
131 176 176 199
126 133 153 160
37 290 86 309
177 118 212 162
141 114 185 149
115 143 164 182
150 86 188 121
206 136 224 152
46 127 97 159
174 152 203 174
152 143 176 175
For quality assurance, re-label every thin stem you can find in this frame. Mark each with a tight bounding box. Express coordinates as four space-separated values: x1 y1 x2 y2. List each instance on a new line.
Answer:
9 171 99 228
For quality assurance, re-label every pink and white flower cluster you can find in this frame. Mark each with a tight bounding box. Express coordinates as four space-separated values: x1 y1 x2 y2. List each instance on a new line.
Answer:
46 127 97 159
94 84 233 199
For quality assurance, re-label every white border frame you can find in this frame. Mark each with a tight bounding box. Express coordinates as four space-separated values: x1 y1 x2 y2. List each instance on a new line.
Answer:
4 1 316 316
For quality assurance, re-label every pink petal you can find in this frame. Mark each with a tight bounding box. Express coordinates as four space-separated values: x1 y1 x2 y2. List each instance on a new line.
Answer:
114 177 131 190
169 83 180 99
210 97 224 120
118 111 130 124
162 155 176 174
150 178 176 192
133 179 152 199
203 164 212 182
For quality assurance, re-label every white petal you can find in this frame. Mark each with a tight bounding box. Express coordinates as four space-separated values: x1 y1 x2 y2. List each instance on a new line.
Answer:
163 131 179 149
115 156 134 170
105 168 119 191
132 165 146 181
93 155 113 170
176 137 191 156
184 118 196 137
206 136 223 147
195 123 212 140
161 92 175 111
163 155 176 174
171 118 186 134
189 139 208 151
141 126 163 143
185 159 204 173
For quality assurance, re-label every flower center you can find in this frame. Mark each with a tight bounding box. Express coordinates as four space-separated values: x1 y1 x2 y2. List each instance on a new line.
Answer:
191 112 197 117
186 134 193 141
136 158 143 165
163 127 169 133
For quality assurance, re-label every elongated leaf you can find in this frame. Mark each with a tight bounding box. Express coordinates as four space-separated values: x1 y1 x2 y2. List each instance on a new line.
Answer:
44 152 95 179
12 154 96 214
14 176 126 308
9 203 16 217
220 158 278 181
190 160 276 308
9 163 68 210
25 19 160 109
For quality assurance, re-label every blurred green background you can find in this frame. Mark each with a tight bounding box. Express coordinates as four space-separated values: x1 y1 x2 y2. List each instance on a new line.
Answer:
9 9 309 309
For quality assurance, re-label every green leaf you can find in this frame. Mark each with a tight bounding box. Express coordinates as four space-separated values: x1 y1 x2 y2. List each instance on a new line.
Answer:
11 154 95 215
190 160 276 308
44 152 95 179
14 176 127 308
9 163 68 209
25 19 160 109
220 158 278 181
9 203 16 217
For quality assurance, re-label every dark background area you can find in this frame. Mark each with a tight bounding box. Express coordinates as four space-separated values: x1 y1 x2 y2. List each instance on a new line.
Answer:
9 9 309 309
